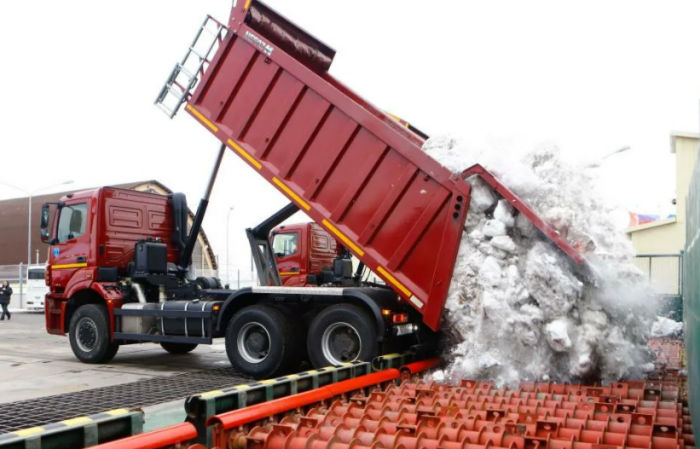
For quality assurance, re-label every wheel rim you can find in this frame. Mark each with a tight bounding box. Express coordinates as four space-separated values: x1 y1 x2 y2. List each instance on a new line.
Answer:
76 317 98 352
321 322 362 365
237 322 271 364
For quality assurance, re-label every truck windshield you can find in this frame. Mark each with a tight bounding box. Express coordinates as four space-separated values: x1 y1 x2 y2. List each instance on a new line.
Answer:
273 233 298 257
28 269 45 280
57 203 88 243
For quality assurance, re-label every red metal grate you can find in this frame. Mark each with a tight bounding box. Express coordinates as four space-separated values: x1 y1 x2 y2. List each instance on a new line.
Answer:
213 369 692 449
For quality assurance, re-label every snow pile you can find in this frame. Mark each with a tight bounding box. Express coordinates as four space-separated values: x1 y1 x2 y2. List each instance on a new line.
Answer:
651 316 684 338
424 136 658 386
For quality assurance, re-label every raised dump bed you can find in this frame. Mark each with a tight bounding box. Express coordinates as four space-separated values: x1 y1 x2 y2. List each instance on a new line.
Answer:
156 1 586 331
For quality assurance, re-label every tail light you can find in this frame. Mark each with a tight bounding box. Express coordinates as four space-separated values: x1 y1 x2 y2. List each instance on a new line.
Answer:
392 313 409 324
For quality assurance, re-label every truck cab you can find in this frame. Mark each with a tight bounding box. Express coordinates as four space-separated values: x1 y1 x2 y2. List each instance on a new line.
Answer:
272 223 337 287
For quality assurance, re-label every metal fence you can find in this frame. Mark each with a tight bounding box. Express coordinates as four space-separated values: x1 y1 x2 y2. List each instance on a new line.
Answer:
634 253 683 296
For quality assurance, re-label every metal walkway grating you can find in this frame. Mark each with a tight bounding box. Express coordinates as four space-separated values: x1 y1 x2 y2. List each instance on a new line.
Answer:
0 367 248 434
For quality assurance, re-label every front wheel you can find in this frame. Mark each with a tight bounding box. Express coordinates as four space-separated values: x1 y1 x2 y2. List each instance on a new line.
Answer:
225 305 296 379
160 342 198 354
307 304 378 368
69 304 119 363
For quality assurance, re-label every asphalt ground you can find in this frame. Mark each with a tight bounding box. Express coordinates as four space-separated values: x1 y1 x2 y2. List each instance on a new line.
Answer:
0 312 233 404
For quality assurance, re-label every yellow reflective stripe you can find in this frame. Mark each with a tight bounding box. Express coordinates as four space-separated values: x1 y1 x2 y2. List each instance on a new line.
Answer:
260 379 277 385
381 353 401 359
200 390 224 399
321 220 365 257
244 0 253 9
104 409 129 416
286 374 299 380
52 263 88 270
234 384 250 390
228 139 262 170
13 427 45 437
278 272 297 276
376 266 412 298
305 370 318 375
272 178 311 211
186 104 218 132
61 417 92 426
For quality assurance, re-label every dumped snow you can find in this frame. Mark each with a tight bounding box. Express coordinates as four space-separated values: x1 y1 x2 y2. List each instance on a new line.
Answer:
651 316 684 338
424 136 659 386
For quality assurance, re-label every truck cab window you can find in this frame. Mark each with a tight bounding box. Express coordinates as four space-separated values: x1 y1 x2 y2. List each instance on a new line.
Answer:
273 233 298 257
57 203 88 243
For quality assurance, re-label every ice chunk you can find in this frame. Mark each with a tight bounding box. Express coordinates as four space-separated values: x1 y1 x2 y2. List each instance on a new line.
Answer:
494 200 515 227
468 177 497 213
546 319 572 352
483 219 507 237
491 236 518 253
651 317 683 337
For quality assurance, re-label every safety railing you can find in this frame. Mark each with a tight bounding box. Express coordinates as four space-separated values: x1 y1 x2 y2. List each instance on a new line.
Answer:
186 361 371 446
0 409 142 449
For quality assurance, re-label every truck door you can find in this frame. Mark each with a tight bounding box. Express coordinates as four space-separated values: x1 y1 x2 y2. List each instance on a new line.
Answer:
49 202 91 294
272 231 303 286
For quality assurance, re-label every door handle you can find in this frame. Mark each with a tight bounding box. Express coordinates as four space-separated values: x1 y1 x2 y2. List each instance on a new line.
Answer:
77 257 86 263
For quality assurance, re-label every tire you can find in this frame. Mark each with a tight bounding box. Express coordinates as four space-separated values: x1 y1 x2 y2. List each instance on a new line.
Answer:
307 304 378 368
69 304 119 363
160 342 198 354
225 305 296 379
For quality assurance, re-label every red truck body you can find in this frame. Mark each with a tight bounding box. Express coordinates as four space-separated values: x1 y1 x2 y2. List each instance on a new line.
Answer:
181 2 472 331
272 222 338 287
45 188 175 335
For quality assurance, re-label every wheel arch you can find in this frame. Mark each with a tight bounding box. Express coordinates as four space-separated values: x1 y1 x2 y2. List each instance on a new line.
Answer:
64 289 108 333
216 287 389 341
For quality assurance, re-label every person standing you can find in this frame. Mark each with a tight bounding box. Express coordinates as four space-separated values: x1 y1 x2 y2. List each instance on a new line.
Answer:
0 281 12 320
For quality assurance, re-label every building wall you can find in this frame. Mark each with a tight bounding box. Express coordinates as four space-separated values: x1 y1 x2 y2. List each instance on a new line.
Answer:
627 132 698 296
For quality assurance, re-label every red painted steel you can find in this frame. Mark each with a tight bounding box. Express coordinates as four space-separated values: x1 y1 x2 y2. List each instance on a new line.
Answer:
90 423 201 449
180 2 590 331
183 0 473 330
208 365 693 449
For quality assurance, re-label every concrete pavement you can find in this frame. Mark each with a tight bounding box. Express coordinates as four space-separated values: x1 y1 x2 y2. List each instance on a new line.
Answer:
0 313 230 403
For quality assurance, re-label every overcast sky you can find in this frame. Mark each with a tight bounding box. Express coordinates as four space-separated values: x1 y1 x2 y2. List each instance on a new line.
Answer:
0 1 698 281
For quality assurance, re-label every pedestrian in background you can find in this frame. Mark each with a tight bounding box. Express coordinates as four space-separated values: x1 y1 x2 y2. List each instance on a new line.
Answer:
0 281 12 320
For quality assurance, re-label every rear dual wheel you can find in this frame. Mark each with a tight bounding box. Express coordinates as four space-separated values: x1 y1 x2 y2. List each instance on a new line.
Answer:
225 303 379 378
225 305 296 379
307 304 378 368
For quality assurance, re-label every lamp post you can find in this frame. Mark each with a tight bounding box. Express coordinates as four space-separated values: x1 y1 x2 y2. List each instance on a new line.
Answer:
0 180 74 266
226 206 234 287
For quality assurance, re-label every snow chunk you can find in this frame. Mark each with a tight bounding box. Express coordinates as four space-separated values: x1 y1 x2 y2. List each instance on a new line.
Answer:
546 319 572 352
651 317 683 337
494 200 515 227
483 219 507 237
491 236 518 253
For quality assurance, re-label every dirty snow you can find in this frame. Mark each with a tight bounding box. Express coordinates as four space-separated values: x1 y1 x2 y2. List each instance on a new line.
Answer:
651 316 684 338
424 136 659 386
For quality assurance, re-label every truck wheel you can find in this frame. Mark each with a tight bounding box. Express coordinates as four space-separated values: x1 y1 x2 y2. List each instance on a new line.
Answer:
160 342 198 354
69 304 119 364
225 305 296 378
307 304 378 368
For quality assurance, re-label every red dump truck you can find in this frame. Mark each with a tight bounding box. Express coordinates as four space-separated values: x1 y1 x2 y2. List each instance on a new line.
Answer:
40 0 586 379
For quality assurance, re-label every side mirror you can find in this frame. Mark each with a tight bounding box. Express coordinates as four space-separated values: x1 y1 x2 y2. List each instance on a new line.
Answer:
40 204 52 243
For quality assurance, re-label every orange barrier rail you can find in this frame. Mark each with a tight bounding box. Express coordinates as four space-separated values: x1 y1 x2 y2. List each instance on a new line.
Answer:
90 423 201 449
208 358 441 448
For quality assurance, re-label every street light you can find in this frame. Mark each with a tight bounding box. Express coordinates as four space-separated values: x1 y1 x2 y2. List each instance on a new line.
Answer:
226 206 234 287
0 180 74 266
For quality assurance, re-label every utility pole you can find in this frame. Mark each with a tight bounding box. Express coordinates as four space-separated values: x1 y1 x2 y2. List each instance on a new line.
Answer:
226 206 234 287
